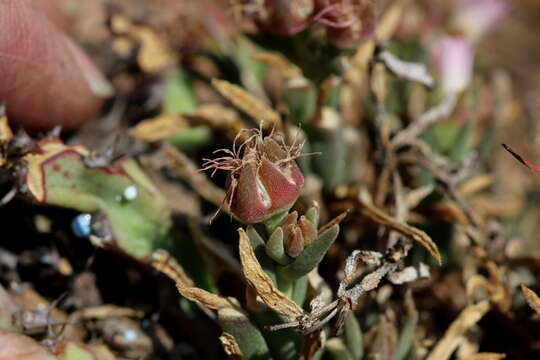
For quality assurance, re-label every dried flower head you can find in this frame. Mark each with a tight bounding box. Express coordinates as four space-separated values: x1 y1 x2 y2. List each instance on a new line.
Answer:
202 127 306 223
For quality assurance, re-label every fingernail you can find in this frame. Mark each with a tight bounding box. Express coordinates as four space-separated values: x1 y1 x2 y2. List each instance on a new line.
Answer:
64 36 114 98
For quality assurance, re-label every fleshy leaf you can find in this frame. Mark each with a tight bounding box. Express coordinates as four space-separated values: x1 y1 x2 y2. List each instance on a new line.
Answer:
345 314 363 360
279 224 339 280
218 307 272 360
266 228 290 265
22 138 171 258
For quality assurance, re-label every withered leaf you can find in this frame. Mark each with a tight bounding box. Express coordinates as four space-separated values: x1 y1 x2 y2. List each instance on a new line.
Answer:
346 0 407 79
462 353 506 360
358 194 442 264
111 15 176 73
0 115 12 143
426 301 490 360
238 228 304 319
129 114 189 142
219 332 245 359
188 104 246 139
152 249 194 287
177 285 236 311
211 79 281 129
299 331 324 360
252 52 302 80
521 284 540 315
152 249 236 313
318 211 348 236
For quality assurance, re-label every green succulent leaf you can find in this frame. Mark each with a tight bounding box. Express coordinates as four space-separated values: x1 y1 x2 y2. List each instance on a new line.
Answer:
22 141 171 258
279 224 339 279
345 314 364 360
218 307 272 360
266 228 290 265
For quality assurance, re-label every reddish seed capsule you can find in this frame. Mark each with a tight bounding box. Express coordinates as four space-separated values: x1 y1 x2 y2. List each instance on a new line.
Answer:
202 129 305 224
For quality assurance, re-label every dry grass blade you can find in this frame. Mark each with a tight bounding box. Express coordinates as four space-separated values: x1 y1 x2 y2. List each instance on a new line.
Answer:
188 104 246 140
357 194 441 265
461 353 506 360
152 249 234 315
176 285 236 311
391 94 457 148
318 210 348 235
211 79 281 129
69 305 144 322
152 249 194 287
128 114 189 142
347 0 408 79
426 301 490 360
520 284 540 314
110 15 176 73
238 228 304 319
253 52 302 79
219 332 245 359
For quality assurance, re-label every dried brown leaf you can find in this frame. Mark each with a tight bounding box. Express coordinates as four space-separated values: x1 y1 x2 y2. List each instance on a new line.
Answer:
69 305 144 322
465 275 494 304
253 52 302 79
371 63 387 103
458 175 493 197
318 210 348 235
211 79 281 129
346 0 408 80
238 228 304 319
219 332 245 359
404 184 434 209
111 15 176 73
128 114 189 142
358 193 441 264
152 249 194 287
299 330 324 360
188 104 246 139
152 249 234 316
0 115 12 143
521 284 540 314
177 285 236 311
461 353 506 360
426 301 490 360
